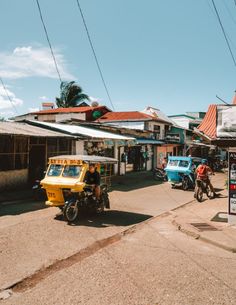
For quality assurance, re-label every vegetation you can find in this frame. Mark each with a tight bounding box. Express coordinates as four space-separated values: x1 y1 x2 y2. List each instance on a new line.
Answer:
56 81 89 108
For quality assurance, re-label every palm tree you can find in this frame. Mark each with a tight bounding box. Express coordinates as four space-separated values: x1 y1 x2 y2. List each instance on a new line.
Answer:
56 81 89 108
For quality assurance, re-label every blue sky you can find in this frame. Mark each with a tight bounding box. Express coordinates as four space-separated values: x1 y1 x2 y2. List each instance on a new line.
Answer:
0 0 235 117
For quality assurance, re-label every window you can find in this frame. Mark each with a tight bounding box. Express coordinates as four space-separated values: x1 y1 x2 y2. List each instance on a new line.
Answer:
0 135 14 153
179 160 189 168
62 165 81 178
168 160 178 167
47 164 63 176
0 135 28 171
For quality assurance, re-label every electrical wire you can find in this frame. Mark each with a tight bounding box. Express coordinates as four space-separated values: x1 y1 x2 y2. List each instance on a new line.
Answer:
211 0 236 67
75 0 115 110
0 77 18 114
35 0 62 83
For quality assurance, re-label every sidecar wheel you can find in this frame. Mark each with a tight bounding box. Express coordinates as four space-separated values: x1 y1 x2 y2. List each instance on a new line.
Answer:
182 177 189 191
63 200 79 223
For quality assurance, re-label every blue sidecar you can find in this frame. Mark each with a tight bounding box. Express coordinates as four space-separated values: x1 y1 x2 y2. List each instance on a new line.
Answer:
165 156 203 190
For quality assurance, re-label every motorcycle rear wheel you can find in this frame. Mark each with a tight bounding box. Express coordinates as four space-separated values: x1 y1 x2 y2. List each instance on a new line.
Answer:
63 200 79 223
206 186 214 199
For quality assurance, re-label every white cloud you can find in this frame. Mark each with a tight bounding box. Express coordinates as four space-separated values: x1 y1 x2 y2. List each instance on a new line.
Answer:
0 85 23 116
0 46 74 80
39 95 49 101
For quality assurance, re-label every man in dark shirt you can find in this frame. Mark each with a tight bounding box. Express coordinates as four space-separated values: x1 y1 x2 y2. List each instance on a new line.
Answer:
84 164 101 200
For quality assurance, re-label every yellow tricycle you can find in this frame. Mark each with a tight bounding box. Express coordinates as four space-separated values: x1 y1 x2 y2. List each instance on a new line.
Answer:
41 155 117 222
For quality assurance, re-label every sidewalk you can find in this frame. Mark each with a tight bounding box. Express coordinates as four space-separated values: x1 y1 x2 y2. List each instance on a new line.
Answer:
170 187 236 253
0 188 32 204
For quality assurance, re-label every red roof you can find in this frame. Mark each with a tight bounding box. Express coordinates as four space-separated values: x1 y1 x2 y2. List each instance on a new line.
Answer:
232 94 236 105
197 104 217 139
33 106 109 115
97 111 163 122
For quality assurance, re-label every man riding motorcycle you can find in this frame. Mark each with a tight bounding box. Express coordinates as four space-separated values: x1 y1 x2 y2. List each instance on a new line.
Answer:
195 159 216 196
84 164 101 202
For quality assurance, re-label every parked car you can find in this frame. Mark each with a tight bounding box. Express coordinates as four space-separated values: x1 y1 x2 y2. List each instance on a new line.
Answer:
165 156 203 190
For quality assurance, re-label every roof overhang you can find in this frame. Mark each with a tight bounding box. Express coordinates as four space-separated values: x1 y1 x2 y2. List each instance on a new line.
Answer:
26 120 135 141
136 138 164 145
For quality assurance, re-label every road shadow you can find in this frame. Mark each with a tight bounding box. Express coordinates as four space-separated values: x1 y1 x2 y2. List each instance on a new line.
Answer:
0 200 47 216
54 210 152 228
111 172 163 192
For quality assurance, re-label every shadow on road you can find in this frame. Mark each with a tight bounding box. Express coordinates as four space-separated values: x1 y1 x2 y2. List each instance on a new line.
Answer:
54 210 152 228
111 172 162 192
0 200 47 216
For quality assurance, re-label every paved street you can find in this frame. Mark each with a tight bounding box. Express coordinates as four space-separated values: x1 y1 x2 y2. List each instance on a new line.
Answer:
0 172 232 305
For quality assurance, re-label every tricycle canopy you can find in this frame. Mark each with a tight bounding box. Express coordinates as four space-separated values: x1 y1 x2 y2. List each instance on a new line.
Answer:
165 156 203 184
48 155 118 165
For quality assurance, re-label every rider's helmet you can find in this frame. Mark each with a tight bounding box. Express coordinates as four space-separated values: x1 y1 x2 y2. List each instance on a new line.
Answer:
202 159 208 165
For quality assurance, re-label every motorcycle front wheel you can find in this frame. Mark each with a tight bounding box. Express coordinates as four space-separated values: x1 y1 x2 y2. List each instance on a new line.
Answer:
196 187 203 202
63 200 79 223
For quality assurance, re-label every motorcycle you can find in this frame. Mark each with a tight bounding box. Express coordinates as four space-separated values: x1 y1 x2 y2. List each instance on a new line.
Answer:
63 184 110 223
153 167 167 181
32 179 47 201
194 178 214 202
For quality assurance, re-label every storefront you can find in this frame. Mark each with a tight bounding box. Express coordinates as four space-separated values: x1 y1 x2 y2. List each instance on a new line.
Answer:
156 144 183 168
0 122 74 191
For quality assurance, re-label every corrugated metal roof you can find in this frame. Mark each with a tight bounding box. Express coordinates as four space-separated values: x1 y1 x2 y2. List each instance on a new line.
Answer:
97 111 158 122
50 155 118 164
33 105 109 115
0 122 73 138
28 121 135 141
197 104 217 139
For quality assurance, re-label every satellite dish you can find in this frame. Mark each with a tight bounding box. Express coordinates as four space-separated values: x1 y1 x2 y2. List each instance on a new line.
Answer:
91 101 99 107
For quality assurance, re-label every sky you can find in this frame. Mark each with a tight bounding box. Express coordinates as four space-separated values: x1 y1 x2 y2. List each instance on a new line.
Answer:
0 0 235 118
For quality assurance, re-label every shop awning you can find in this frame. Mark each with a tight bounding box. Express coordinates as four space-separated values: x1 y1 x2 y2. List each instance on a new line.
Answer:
136 138 164 145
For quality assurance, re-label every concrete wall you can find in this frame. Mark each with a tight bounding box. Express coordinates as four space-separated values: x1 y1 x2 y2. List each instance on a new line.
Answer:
0 169 28 191
55 113 86 122
146 122 166 139
75 140 85 154
146 144 153 170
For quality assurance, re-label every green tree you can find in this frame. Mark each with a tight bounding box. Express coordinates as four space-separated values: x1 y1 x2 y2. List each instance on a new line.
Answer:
56 81 89 108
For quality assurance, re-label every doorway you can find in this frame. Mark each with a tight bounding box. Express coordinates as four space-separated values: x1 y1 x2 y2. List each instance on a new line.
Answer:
28 145 46 185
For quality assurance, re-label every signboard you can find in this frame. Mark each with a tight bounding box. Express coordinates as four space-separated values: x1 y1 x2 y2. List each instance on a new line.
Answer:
228 150 236 216
217 105 236 138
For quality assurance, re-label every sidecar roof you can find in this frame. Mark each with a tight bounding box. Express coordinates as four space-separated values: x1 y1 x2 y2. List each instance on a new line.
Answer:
49 155 118 164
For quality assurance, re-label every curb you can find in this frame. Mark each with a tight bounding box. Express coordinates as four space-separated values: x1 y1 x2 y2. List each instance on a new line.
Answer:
172 219 236 253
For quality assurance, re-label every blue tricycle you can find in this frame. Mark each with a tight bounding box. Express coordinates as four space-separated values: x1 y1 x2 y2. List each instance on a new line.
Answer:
165 156 203 190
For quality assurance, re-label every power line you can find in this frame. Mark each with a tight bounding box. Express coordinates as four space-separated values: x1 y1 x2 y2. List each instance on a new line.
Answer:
75 0 115 110
0 77 18 114
35 0 62 83
211 0 236 66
